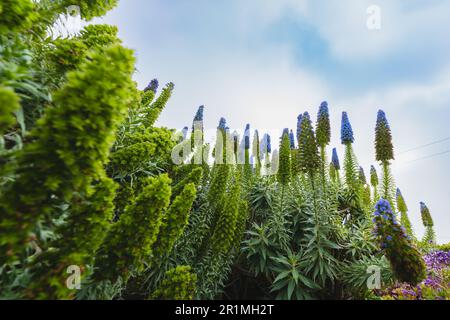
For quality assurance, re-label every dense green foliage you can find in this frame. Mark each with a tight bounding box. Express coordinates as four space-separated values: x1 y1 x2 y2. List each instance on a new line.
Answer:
0 1 443 301
277 129 291 186
0 44 135 263
152 266 197 300
93 174 172 284
0 0 35 33
27 177 117 299
0 86 20 133
0 0 199 300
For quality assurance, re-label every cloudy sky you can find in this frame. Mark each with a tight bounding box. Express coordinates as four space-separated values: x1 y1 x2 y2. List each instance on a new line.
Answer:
94 0 450 243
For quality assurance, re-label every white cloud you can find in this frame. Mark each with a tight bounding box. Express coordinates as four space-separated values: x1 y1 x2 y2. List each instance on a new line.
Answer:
288 0 450 61
153 43 328 133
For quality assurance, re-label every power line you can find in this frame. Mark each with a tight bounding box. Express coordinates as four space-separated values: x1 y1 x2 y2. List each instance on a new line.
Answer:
398 136 450 155
403 149 450 164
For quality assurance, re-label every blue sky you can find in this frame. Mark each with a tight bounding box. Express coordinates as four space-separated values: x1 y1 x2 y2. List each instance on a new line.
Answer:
94 0 450 243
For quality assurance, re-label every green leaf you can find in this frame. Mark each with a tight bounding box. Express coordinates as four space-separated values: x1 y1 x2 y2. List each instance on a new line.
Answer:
270 278 289 292
273 271 290 283
292 268 299 284
14 106 26 134
287 280 295 300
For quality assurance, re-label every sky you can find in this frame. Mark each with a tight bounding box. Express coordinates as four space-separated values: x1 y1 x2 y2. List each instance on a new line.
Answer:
91 0 449 243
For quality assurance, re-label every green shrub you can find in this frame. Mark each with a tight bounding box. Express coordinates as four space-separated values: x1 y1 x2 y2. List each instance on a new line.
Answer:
93 174 171 283
152 183 197 261
0 86 20 133
152 266 197 300
0 0 36 33
0 45 135 263
27 177 117 299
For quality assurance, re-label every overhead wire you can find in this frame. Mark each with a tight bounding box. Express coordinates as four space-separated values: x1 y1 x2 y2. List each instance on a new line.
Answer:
397 136 450 155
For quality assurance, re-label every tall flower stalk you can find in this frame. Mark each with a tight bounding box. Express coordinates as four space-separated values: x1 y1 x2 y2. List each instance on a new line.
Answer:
396 188 415 240
370 165 379 203
278 129 292 186
330 147 341 184
260 133 271 176
289 129 299 177
316 101 331 187
298 111 320 212
298 112 320 178
359 166 371 208
341 112 359 191
375 110 395 204
143 82 175 127
252 130 261 175
420 202 436 246
296 114 303 145
243 124 252 182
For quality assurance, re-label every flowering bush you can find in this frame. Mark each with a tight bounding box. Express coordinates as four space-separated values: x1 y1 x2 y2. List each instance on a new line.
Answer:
372 199 426 285
379 251 450 300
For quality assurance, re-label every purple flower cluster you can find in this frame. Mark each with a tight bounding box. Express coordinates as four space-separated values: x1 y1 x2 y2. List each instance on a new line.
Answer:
296 114 303 142
289 130 295 149
372 199 412 248
376 109 390 130
420 201 428 213
401 288 417 297
375 199 392 214
144 78 159 93
341 111 354 144
420 201 434 227
244 124 251 150
259 133 271 157
193 105 204 122
260 133 271 155
265 134 271 154
181 126 189 140
331 148 340 170
192 106 204 133
423 277 441 289
302 111 311 122
424 251 450 271
218 117 227 130
318 101 329 118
